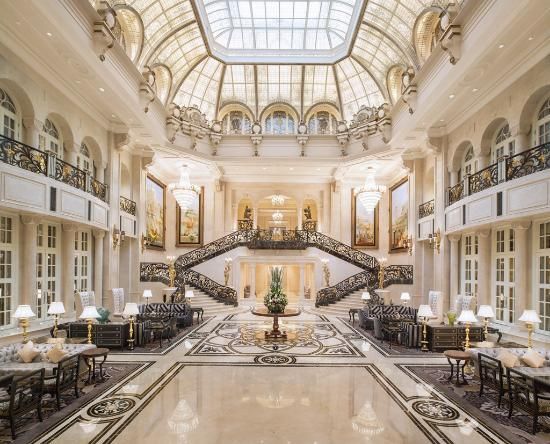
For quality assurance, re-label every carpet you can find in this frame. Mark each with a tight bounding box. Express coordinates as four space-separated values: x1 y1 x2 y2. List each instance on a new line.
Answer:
0 362 141 444
407 364 550 443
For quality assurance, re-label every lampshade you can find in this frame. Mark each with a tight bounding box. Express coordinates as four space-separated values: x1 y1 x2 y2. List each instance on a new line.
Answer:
142 289 153 299
122 302 140 316
47 301 66 315
400 292 411 301
417 304 434 319
185 290 194 299
457 309 477 324
361 292 371 301
13 305 35 319
518 309 542 324
79 305 100 320
477 305 494 319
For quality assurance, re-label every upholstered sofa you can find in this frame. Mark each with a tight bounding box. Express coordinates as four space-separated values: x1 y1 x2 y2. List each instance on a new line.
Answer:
0 342 96 374
358 305 418 329
468 347 550 368
138 302 193 328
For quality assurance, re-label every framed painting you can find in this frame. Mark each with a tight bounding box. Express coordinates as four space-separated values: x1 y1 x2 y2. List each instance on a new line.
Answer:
176 186 204 246
389 177 409 252
145 174 166 250
351 190 378 248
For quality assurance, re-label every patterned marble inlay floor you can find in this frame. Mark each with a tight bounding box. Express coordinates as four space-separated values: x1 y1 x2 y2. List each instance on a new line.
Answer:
29 312 516 443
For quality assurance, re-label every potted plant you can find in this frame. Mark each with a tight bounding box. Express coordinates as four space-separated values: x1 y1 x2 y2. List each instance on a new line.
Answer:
264 266 288 314
446 310 457 326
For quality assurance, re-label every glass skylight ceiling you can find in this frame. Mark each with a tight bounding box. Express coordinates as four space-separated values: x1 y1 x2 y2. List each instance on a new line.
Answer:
196 0 364 63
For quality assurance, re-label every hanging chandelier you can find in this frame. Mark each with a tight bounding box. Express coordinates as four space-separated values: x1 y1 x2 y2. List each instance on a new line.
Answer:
272 210 283 223
356 167 386 212
168 165 200 210
271 194 285 206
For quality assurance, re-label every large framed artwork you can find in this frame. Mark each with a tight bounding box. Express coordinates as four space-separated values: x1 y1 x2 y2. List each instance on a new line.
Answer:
389 177 409 252
145 174 166 250
176 186 204 246
351 190 378 248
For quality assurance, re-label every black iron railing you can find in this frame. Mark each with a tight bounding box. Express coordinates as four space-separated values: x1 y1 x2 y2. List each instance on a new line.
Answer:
418 199 434 219
120 196 137 216
447 142 550 206
302 220 317 231
0 135 108 202
237 219 253 230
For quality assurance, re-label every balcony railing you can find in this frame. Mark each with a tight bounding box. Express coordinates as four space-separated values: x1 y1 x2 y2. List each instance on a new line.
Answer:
120 196 136 216
418 199 434 218
446 142 550 206
0 135 108 202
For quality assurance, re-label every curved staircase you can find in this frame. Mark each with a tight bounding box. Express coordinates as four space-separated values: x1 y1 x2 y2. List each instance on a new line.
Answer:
187 285 239 316
312 289 366 317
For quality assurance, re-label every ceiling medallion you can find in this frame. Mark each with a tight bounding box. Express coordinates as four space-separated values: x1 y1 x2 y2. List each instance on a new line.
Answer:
271 194 285 206
169 165 200 210
356 167 386 212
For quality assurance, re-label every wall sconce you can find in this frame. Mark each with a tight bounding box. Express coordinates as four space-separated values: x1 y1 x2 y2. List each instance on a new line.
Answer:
405 235 413 256
140 233 151 253
428 228 441 254
112 226 125 248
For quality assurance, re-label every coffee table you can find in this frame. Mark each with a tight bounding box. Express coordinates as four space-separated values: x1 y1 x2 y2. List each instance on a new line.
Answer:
251 307 301 339
444 350 471 385
81 348 110 384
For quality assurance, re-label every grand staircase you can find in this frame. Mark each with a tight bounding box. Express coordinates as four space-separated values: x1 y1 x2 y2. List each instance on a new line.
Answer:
313 289 367 317
187 285 239 316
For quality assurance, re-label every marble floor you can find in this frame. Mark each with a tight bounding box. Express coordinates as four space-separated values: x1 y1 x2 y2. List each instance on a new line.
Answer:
28 311 539 443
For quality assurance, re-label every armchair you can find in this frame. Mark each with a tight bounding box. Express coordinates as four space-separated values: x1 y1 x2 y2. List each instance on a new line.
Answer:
478 352 509 408
43 355 80 410
0 368 45 439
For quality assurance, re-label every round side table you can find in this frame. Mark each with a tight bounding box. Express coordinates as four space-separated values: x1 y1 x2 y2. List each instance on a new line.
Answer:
251 307 301 339
444 350 471 385
81 348 110 384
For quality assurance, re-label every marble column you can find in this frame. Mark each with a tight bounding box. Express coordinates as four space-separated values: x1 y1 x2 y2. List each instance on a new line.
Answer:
22 118 41 148
93 230 105 307
249 263 256 301
512 222 531 319
299 263 305 302
449 235 461 312
476 229 491 306
297 206 303 230
62 224 78 317
252 206 258 229
20 215 40 308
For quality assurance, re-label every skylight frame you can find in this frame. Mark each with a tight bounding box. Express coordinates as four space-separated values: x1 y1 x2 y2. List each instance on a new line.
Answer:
193 0 366 64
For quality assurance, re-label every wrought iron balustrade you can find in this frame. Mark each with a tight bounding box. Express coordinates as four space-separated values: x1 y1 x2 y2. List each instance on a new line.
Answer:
302 220 317 231
316 271 378 307
469 163 498 195
382 265 414 288
140 262 170 285
0 135 47 176
0 135 108 202
237 219 253 230
447 182 464 206
506 142 550 181
120 196 136 216
418 199 434 219
180 269 238 306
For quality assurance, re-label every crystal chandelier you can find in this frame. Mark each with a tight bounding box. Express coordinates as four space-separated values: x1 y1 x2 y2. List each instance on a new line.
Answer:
356 167 386 212
271 194 285 206
168 165 200 210
272 210 283 223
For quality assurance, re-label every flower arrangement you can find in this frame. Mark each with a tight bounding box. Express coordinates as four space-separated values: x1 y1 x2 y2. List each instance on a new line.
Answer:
264 266 288 313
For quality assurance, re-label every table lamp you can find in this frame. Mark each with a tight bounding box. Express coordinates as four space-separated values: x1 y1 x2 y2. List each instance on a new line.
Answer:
417 304 434 352
400 292 411 305
79 306 100 344
185 290 194 303
476 305 494 341
457 309 477 350
47 301 66 338
13 305 36 343
361 292 371 304
122 302 140 350
143 289 153 306
518 309 542 349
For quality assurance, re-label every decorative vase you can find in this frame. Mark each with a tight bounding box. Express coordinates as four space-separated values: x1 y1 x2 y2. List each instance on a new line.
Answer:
446 311 457 326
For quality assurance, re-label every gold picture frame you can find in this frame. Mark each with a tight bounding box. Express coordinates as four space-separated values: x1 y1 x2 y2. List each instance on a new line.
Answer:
389 177 409 252
145 174 166 250
176 186 204 246
351 190 378 248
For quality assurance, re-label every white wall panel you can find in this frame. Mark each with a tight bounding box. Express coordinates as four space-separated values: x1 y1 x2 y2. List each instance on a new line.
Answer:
92 203 108 226
467 195 493 223
60 190 87 219
507 180 549 214
121 214 135 236
1 172 47 210
446 207 462 231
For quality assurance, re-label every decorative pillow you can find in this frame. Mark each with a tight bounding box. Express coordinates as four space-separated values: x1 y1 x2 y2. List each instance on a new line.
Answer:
47 338 66 349
497 350 520 368
521 350 546 368
46 347 67 364
18 341 40 363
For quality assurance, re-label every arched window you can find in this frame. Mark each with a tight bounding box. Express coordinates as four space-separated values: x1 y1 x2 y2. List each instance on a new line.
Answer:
535 97 550 145
459 145 477 181
221 110 252 134
491 123 514 163
307 111 338 135
264 110 295 135
77 142 92 175
39 119 63 159
0 88 20 140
